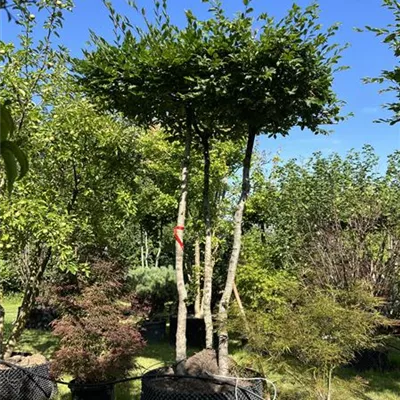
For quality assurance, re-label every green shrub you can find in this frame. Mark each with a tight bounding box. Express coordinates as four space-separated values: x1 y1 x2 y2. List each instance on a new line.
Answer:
236 263 298 310
128 266 176 315
0 259 20 293
230 284 385 400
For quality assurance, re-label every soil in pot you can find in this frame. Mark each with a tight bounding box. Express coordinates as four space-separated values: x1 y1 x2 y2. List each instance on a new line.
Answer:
69 381 115 400
141 350 264 400
0 352 56 400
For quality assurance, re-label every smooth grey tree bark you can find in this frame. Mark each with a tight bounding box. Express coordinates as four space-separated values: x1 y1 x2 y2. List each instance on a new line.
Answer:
217 127 256 375
194 238 203 318
201 136 214 349
175 125 192 369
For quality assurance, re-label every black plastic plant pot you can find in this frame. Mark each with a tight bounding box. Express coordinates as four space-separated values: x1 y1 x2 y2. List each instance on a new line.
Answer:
169 316 205 348
24 305 58 331
0 358 56 400
169 316 219 349
141 368 264 400
141 319 167 343
69 380 115 400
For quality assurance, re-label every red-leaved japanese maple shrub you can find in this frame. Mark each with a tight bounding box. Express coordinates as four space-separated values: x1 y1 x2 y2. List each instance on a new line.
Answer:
51 259 147 383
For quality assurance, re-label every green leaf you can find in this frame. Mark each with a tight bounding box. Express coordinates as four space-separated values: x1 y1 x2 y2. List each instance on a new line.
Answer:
1 147 18 194
384 32 396 43
0 104 15 142
1 140 29 179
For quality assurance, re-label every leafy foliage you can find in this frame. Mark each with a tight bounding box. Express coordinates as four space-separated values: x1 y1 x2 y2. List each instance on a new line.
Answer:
243 286 383 366
128 266 176 315
364 0 400 124
244 146 400 316
77 1 346 139
51 259 146 383
0 104 28 193
231 281 385 400
236 264 298 311
0 259 20 293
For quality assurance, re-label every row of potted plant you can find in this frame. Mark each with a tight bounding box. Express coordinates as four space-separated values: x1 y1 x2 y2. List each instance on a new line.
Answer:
2 257 260 400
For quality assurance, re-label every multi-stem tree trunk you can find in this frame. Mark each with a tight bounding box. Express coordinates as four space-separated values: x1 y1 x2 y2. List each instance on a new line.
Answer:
217 126 256 375
201 136 214 349
155 224 162 269
4 247 52 358
0 304 4 357
175 125 192 369
144 230 149 268
194 238 202 318
140 226 145 268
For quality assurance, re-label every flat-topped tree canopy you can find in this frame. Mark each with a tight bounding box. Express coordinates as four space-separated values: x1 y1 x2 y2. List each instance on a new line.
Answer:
198 1 347 137
75 1 238 139
75 1 346 140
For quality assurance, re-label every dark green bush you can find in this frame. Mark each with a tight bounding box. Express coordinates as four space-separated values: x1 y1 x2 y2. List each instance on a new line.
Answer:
128 266 176 315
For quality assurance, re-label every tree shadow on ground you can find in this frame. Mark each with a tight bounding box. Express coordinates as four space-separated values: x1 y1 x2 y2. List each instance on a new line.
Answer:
336 365 400 400
18 329 59 358
2 321 57 357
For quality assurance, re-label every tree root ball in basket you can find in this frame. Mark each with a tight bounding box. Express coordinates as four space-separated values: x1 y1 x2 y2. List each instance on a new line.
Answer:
68 380 115 400
0 353 56 400
141 350 264 400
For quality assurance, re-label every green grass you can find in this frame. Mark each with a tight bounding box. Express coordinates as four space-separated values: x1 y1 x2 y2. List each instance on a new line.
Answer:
3 296 400 400
3 295 58 358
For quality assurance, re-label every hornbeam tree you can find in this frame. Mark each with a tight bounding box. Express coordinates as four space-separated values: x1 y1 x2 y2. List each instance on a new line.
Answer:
76 0 347 374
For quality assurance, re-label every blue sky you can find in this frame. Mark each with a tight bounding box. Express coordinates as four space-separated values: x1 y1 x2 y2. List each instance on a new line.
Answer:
1 0 399 170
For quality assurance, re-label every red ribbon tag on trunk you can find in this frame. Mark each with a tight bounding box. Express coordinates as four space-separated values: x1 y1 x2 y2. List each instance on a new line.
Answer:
174 226 185 250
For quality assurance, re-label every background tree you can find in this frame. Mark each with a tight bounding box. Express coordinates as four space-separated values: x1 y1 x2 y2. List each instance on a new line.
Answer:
243 146 400 318
0 0 74 358
364 0 400 125
0 0 141 357
232 147 398 399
